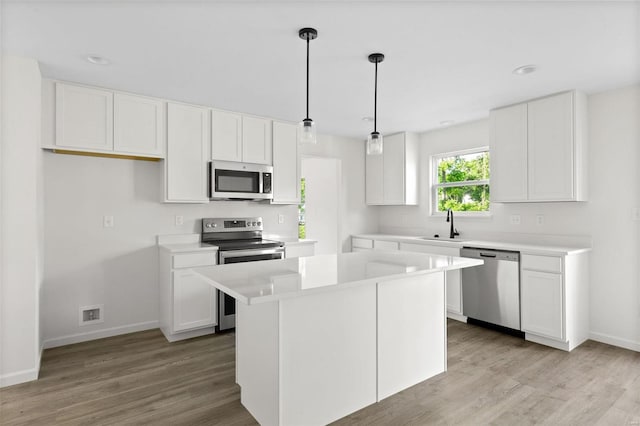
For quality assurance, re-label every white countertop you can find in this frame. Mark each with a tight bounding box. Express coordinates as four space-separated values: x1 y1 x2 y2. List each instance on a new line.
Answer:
353 234 591 256
158 242 219 253
192 251 482 305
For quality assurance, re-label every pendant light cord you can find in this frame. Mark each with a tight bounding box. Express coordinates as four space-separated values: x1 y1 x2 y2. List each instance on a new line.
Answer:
306 37 310 120
374 60 378 133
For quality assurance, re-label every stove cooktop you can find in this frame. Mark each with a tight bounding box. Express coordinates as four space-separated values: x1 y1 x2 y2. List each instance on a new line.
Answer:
203 239 284 251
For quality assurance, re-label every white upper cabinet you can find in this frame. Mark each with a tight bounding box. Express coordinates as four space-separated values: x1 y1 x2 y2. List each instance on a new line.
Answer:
242 116 272 165
272 121 300 204
366 132 418 205
211 110 242 162
490 91 587 203
211 110 272 165
55 82 113 151
490 103 528 202
114 93 165 156
165 102 210 203
53 82 166 158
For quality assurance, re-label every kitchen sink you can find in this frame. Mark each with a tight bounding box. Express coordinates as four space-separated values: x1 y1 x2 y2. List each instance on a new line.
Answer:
417 236 467 243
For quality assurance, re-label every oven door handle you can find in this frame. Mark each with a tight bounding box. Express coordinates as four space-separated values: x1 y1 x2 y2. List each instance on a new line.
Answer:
220 248 285 260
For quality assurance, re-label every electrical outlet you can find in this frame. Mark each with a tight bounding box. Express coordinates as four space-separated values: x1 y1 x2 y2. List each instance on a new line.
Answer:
278 214 284 224
103 215 114 228
536 215 545 226
509 214 521 225
175 215 184 226
633 207 640 221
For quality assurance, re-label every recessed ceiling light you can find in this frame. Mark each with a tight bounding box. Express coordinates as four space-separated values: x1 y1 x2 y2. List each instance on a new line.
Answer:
512 64 537 75
86 55 110 65
362 117 374 122
440 120 454 126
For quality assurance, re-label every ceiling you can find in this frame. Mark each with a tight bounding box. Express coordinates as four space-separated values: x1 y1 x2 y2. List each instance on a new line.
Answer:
3 1 639 138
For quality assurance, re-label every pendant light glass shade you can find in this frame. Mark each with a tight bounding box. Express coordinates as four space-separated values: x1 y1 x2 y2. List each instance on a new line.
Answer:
367 53 385 155
367 131 383 155
298 28 318 144
298 118 317 145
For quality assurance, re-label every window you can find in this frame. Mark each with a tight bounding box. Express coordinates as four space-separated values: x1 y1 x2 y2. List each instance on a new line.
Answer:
432 148 490 214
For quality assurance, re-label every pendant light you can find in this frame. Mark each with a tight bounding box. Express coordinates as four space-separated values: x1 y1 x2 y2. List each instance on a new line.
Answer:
298 28 318 144
367 53 384 155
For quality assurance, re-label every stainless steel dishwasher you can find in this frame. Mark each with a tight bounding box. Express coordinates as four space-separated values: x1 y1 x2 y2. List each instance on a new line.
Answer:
460 247 521 331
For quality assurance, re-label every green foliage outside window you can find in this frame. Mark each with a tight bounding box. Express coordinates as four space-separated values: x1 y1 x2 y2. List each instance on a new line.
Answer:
298 178 306 239
435 151 490 212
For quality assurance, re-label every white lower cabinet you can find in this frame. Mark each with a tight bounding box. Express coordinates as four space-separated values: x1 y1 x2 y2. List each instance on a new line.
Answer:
159 248 218 342
285 242 316 258
520 253 589 351
173 269 217 332
521 269 563 340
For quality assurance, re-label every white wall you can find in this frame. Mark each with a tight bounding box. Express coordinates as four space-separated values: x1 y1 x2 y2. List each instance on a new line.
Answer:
0 56 44 387
41 132 377 347
300 134 379 253
379 85 640 351
41 153 298 347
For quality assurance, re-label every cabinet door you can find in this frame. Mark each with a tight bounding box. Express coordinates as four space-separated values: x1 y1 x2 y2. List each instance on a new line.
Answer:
166 103 210 202
211 109 242 162
527 92 575 201
366 147 384 205
173 270 217 332
55 83 113 151
242 116 272 165
272 121 300 204
490 103 528 202
521 270 564 340
114 93 165 156
383 133 405 205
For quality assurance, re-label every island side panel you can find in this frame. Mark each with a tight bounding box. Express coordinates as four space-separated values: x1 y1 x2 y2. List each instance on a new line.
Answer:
377 271 447 401
279 285 377 426
236 301 280 426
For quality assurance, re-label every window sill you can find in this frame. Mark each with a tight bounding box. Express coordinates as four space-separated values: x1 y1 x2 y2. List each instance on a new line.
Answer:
430 211 493 219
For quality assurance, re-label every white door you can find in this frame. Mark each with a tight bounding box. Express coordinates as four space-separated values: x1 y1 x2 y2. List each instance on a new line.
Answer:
211 109 242 162
166 102 210 202
383 133 405 205
366 149 384 205
173 270 217 332
521 270 564 340
302 157 340 255
55 83 113 151
113 93 165 156
527 92 575 201
272 121 300 204
242 116 272 165
490 103 528 202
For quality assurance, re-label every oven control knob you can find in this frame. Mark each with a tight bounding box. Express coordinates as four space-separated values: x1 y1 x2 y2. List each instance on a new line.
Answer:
205 223 212 228
212 223 217 228
252 222 257 226
257 221 262 226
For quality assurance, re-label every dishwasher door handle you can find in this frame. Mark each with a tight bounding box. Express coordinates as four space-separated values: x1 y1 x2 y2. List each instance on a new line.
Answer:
480 253 497 258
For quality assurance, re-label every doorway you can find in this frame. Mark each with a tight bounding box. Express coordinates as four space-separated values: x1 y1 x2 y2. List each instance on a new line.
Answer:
301 157 341 255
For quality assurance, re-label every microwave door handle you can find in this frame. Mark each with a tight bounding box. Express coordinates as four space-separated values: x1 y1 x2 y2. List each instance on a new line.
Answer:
259 172 264 194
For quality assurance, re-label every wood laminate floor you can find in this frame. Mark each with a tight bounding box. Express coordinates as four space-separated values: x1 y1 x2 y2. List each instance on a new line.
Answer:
1 320 639 425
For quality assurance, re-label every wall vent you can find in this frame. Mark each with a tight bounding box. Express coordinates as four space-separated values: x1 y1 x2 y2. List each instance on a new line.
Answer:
79 304 104 326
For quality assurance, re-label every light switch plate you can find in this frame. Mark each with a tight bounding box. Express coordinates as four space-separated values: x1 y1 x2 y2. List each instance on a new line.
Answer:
175 215 184 226
536 215 545 225
509 215 521 225
278 214 284 224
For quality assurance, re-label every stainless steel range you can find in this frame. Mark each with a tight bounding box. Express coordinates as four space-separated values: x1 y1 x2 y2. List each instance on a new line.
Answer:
201 217 285 331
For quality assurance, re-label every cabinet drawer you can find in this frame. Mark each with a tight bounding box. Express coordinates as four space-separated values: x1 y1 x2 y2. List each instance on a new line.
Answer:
352 238 373 249
521 254 562 273
173 252 217 269
374 240 399 251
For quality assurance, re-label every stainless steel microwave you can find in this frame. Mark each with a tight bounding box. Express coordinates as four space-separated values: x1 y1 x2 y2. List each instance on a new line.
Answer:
209 160 273 200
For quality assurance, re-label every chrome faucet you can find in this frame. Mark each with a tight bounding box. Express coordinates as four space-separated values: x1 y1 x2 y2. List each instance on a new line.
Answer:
446 209 460 239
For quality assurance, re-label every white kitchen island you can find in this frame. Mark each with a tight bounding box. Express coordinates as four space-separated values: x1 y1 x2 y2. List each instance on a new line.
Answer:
193 251 482 426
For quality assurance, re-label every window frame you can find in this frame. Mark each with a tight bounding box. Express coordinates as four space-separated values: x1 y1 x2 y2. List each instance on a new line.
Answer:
430 146 491 217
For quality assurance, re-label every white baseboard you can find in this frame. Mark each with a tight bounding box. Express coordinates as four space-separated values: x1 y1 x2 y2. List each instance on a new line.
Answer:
160 326 215 342
43 320 159 349
0 367 39 388
589 331 640 353
447 312 467 323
